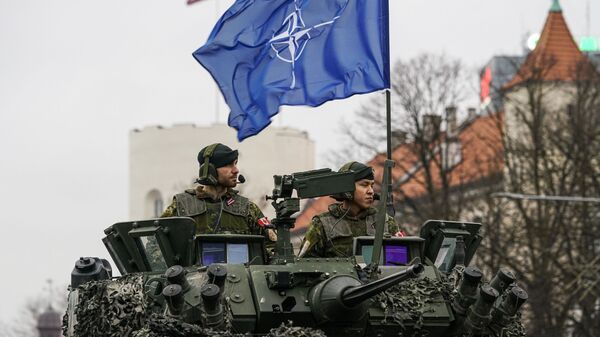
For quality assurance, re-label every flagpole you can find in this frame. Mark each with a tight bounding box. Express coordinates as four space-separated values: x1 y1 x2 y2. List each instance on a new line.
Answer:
384 0 395 218
385 89 395 217
386 90 392 160
370 87 394 270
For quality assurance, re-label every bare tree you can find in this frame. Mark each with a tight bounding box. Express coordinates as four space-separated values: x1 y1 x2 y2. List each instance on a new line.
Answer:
479 55 600 337
331 49 600 337
331 53 472 159
329 53 481 226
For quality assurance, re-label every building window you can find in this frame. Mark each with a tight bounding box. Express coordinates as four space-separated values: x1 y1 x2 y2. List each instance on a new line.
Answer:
441 140 462 170
145 189 163 218
154 198 164 218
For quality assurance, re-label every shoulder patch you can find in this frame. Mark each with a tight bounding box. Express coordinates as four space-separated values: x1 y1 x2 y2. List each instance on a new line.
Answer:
394 230 406 237
257 217 271 227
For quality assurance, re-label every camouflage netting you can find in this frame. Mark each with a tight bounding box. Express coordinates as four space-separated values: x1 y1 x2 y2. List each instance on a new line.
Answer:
132 318 327 337
67 275 147 337
377 275 526 337
265 322 328 337
64 276 327 337
495 314 526 337
64 273 524 337
377 276 454 330
131 314 240 337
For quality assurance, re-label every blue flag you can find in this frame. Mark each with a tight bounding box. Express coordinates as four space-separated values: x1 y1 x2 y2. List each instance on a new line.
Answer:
193 0 390 141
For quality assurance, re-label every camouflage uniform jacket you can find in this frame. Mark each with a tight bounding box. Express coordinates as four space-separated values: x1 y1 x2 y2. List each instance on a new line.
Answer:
161 186 270 238
301 203 400 258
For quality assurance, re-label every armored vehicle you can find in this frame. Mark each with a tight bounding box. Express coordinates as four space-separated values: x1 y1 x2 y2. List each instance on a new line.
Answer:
64 167 527 337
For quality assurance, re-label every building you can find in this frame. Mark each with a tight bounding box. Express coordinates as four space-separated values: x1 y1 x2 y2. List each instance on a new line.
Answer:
129 123 315 220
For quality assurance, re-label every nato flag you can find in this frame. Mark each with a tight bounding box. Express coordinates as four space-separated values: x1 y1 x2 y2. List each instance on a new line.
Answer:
193 0 390 141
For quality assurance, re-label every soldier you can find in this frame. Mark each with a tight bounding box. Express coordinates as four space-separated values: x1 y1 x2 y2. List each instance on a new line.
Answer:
161 143 276 241
298 161 405 258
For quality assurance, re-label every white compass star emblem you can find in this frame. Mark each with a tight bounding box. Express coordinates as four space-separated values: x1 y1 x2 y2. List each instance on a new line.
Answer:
269 0 339 89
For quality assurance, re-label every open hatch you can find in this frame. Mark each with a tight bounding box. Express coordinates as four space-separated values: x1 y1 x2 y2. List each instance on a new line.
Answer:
419 220 482 273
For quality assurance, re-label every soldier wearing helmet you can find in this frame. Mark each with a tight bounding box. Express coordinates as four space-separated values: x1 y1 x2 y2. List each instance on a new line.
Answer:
298 161 405 258
161 143 276 242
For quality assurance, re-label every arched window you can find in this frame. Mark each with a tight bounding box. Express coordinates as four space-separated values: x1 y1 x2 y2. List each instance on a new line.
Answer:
145 189 164 218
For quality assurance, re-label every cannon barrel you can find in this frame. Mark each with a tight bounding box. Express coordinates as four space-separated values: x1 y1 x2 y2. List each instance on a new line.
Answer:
341 263 424 307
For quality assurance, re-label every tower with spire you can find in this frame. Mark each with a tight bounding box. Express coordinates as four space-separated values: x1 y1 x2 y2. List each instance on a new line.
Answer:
504 0 597 88
475 3 600 335
479 0 600 113
36 280 63 337
500 0 600 140
37 305 63 337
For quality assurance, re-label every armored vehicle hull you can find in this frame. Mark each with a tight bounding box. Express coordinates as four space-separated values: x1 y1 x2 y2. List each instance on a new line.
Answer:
64 218 527 337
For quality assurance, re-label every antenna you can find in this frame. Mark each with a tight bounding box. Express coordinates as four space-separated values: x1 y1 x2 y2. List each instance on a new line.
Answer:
586 0 591 36
45 278 54 309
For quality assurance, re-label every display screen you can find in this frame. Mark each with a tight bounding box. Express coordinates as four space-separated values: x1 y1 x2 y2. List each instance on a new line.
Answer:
358 244 409 265
227 243 249 264
384 245 409 266
202 242 226 265
361 245 372 262
200 242 249 265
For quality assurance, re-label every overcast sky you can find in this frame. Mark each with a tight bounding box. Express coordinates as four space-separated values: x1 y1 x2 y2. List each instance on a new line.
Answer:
0 0 597 324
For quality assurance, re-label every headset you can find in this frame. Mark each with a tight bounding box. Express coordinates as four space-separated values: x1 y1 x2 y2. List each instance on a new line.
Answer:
196 143 219 186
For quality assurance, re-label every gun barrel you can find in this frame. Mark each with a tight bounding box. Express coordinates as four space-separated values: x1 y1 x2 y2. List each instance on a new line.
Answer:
341 264 424 307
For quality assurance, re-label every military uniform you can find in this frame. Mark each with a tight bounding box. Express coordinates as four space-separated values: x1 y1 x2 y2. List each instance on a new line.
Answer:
301 203 399 258
161 186 269 237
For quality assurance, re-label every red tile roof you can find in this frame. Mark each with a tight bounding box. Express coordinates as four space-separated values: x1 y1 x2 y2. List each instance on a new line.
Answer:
504 7 595 88
369 114 503 200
